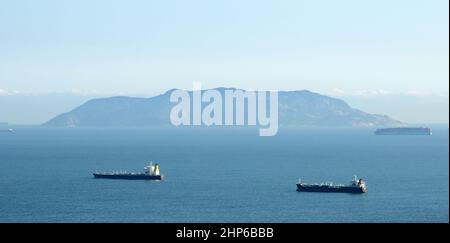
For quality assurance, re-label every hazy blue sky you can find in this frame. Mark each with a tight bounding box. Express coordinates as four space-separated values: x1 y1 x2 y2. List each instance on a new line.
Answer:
0 0 448 123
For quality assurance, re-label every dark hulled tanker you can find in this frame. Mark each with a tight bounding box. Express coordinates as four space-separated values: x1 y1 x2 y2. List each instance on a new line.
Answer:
296 176 367 193
93 162 163 180
374 127 431 135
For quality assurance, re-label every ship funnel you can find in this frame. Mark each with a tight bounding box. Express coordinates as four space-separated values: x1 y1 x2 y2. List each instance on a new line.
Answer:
155 163 160 176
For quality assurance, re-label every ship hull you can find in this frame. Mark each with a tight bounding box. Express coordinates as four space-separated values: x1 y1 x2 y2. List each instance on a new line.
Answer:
93 173 163 180
296 184 366 193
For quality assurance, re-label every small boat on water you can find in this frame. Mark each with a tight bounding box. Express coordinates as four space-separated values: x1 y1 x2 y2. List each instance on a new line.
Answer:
0 128 13 132
297 176 367 193
93 162 163 180
375 127 431 135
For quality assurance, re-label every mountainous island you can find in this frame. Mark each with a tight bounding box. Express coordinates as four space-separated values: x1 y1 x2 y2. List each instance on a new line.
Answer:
43 88 402 127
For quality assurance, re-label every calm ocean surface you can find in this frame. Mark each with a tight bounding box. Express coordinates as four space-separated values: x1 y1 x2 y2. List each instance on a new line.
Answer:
0 126 448 222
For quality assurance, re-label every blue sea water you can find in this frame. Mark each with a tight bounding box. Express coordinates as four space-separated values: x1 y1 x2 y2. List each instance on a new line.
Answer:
0 125 448 222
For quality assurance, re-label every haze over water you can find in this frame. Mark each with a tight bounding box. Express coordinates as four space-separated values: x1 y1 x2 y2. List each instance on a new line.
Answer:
0 125 448 222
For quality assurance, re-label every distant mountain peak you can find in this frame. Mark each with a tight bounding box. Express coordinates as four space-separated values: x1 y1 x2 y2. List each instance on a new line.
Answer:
43 87 403 127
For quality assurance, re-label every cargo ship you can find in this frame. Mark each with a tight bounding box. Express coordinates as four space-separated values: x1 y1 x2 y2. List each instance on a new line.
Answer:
93 162 163 180
296 176 367 193
374 127 431 135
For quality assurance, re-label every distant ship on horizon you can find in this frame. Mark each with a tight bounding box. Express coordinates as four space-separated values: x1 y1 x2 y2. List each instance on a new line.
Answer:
375 127 432 135
0 128 13 133
93 162 163 180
